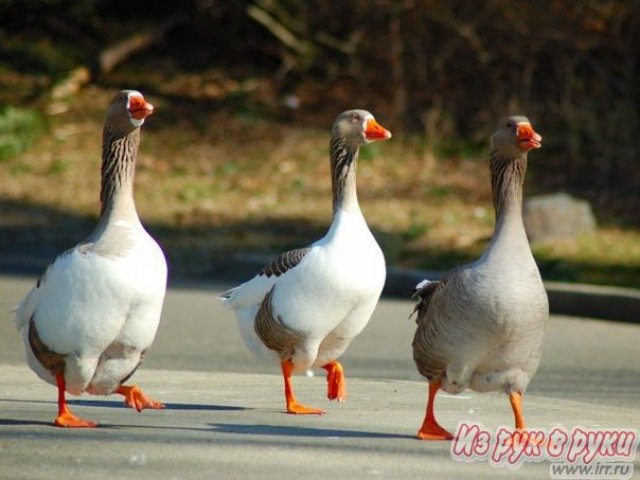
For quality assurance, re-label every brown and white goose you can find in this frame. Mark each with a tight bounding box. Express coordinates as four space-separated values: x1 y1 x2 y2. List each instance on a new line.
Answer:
13 90 167 427
411 116 548 440
221 110 391 414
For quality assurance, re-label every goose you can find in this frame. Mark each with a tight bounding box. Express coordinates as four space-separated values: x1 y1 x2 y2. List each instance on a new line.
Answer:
13 90 167 427
221 110 391 414
411 116 548 440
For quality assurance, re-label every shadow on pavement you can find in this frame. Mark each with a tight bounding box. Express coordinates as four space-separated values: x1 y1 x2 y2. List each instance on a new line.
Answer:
208 422 414 440
0 418 53 427
0 397 246 412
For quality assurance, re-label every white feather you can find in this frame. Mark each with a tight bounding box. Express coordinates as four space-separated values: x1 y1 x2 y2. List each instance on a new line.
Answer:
15 223 166 395
414 278 433 291
223 208 385 371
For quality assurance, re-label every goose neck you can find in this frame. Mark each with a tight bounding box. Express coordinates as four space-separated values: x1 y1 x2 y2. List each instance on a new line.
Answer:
330 138 360 214
490 149 528 222
100 125 139 220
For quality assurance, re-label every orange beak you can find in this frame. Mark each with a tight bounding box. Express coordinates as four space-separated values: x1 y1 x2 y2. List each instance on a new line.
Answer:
128 94 154 120
516 123 542 150
364 118 392 141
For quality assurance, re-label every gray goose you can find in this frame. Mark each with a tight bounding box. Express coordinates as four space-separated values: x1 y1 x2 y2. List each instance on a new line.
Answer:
222 110 391 414
13 90 167 427
411 116 548 440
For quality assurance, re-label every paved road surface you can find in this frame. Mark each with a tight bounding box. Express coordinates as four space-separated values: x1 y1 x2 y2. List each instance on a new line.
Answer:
1 275 639 479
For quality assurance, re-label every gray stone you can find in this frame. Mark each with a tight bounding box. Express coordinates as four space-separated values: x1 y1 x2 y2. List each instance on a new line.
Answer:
523 193 596 242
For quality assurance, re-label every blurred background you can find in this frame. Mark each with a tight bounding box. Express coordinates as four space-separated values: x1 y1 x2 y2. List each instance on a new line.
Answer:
0 0 638 287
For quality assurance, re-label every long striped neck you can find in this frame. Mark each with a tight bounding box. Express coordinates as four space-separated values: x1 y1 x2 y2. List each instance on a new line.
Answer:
488 149 529 247
330 136 360 214
100 125 139 220
490 149 528 219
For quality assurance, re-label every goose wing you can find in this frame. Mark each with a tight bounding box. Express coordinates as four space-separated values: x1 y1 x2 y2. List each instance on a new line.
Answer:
13 248 76 331
410 270 459 380
259 248 311 278
220 247 312 310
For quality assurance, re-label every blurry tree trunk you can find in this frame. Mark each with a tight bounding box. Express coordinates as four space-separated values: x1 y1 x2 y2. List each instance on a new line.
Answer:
389 14 407 128
246 0 362 77
246 0 314 76
49 15 182 101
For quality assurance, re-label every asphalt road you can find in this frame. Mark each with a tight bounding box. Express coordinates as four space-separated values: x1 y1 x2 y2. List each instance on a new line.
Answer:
1 275 639 479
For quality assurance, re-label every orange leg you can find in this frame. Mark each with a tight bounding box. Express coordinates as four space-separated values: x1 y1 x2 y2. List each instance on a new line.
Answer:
281 359 325 415
417 380 454 440
504 391 538 445
54 374 97 428
500 391 539 446
322 361 347 402
116 385 164 412
509 391 526 430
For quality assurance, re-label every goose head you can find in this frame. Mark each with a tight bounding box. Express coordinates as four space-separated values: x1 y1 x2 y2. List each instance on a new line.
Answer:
490 115 542 157
105 90 154 133
332 110 392 146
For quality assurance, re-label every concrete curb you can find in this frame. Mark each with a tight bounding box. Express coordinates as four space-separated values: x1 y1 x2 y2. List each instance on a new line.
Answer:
543 281 640 324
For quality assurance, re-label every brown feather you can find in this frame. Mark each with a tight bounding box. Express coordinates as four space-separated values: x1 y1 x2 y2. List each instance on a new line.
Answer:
254 287 304 359
411 272 459 381
28 316 66 375
260 248 310 278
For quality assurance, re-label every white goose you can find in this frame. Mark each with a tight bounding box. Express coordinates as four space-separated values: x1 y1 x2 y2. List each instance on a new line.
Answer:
13 90 167 427
221 110 391 414
411 116 548 440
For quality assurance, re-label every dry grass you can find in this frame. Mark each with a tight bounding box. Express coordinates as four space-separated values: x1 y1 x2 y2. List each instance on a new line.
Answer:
1 85 638 288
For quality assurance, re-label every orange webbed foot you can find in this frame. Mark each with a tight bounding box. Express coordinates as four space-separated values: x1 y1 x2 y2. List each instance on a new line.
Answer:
323 361 347 402
281 359 325 415
417 418 454 441
116 385 164 412
53 373 97 427
54 410 98 428
286 401 326 415
417 380 453 440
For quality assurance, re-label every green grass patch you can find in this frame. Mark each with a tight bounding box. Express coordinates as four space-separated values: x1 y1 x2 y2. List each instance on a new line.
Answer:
0 106 44 162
